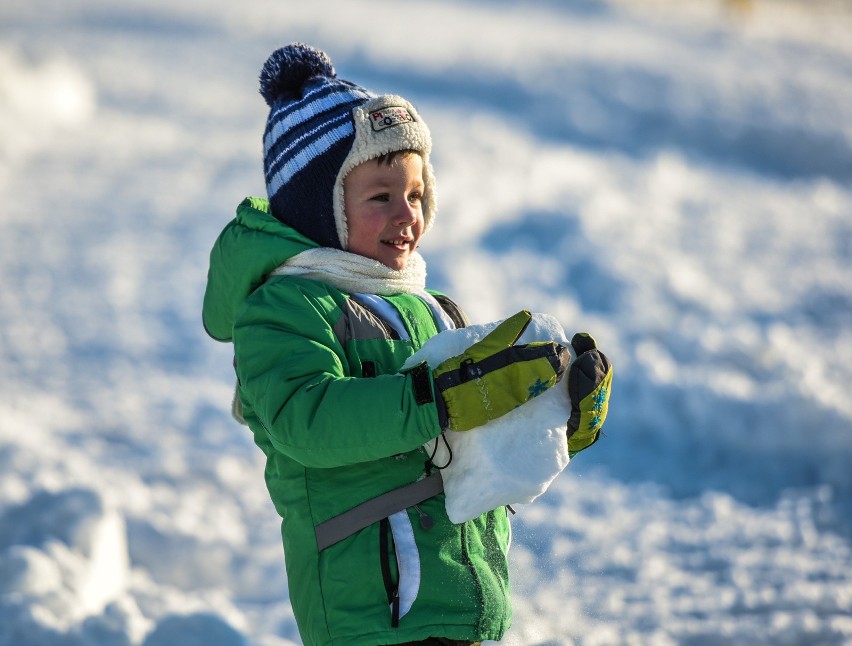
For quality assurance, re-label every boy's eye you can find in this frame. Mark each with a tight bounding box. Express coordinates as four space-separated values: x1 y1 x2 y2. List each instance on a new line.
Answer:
370 193 390 202
407 192 423 204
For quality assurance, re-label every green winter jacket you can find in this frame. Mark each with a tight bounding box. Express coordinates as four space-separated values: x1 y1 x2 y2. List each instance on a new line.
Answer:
203 197 512 645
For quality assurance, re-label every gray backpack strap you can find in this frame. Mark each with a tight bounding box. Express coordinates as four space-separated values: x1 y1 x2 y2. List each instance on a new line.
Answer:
429 293 469 329
315 471 444 551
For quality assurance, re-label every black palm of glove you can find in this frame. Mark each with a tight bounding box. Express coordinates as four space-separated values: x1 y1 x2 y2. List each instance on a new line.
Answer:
566 332 612 457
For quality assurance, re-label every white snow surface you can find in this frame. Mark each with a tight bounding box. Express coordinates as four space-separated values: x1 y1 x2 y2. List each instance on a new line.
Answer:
2 1 852 644
402 314 573 523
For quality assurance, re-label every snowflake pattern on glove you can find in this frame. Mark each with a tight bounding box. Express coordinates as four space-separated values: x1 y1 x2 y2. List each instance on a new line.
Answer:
528 378 550 400
589 385 608 430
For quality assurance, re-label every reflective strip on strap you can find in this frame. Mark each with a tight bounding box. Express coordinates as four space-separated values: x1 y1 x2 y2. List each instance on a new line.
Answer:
315 471 444 551
416 290 457 332
351 293 410 340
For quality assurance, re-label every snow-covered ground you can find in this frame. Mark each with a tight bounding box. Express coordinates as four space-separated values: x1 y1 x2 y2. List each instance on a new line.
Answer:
2 0 852 644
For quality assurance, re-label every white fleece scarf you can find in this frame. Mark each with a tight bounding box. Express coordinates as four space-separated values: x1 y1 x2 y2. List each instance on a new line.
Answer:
269 247 427 295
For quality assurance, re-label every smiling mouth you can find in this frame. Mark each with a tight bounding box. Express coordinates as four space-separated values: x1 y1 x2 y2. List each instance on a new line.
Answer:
382 238 411 248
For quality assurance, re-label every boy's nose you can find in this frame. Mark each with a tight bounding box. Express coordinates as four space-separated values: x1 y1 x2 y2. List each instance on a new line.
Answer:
392 200 418 226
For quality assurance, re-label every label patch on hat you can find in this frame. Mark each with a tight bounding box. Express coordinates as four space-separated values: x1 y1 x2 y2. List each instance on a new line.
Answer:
369 107 414 132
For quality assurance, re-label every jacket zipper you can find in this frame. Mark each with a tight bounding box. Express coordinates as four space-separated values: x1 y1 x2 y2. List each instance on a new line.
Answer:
379 518 400 627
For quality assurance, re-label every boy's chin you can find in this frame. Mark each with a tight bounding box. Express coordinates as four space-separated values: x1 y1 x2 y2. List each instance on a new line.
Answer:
381 258 408 271
375 250 411 271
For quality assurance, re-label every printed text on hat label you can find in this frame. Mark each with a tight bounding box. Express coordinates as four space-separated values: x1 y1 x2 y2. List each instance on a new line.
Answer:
369 107 414 132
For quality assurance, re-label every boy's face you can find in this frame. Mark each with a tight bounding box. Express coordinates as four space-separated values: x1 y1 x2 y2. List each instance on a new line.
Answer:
343 153 425 271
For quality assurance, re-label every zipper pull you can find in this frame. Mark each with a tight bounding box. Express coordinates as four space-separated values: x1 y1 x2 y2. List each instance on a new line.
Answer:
413 504 434 530
390 587 400 627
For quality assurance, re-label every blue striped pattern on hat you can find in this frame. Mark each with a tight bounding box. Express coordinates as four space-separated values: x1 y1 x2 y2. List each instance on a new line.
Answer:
262 76 373 248
263 81 367 153
265 118 352 197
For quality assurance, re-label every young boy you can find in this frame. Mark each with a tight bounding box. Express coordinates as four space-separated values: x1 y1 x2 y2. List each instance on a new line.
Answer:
203 43 610 646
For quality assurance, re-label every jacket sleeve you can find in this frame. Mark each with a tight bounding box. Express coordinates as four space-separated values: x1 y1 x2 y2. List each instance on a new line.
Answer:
232 279 443 468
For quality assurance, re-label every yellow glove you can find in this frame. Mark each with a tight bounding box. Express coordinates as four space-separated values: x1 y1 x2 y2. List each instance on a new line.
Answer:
566 332 612 456
432 310 569 432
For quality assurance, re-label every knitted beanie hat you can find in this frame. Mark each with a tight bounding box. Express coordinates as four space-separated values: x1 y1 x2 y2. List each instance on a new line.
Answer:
259 43 436 250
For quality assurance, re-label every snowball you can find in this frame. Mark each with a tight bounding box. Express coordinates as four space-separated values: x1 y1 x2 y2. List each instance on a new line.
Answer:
402 313 574 523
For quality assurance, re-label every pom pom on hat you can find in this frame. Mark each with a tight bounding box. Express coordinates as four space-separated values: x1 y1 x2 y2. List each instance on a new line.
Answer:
258 43 336 106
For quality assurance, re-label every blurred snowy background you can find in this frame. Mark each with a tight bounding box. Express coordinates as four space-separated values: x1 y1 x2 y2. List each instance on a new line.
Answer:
1 0 851 644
